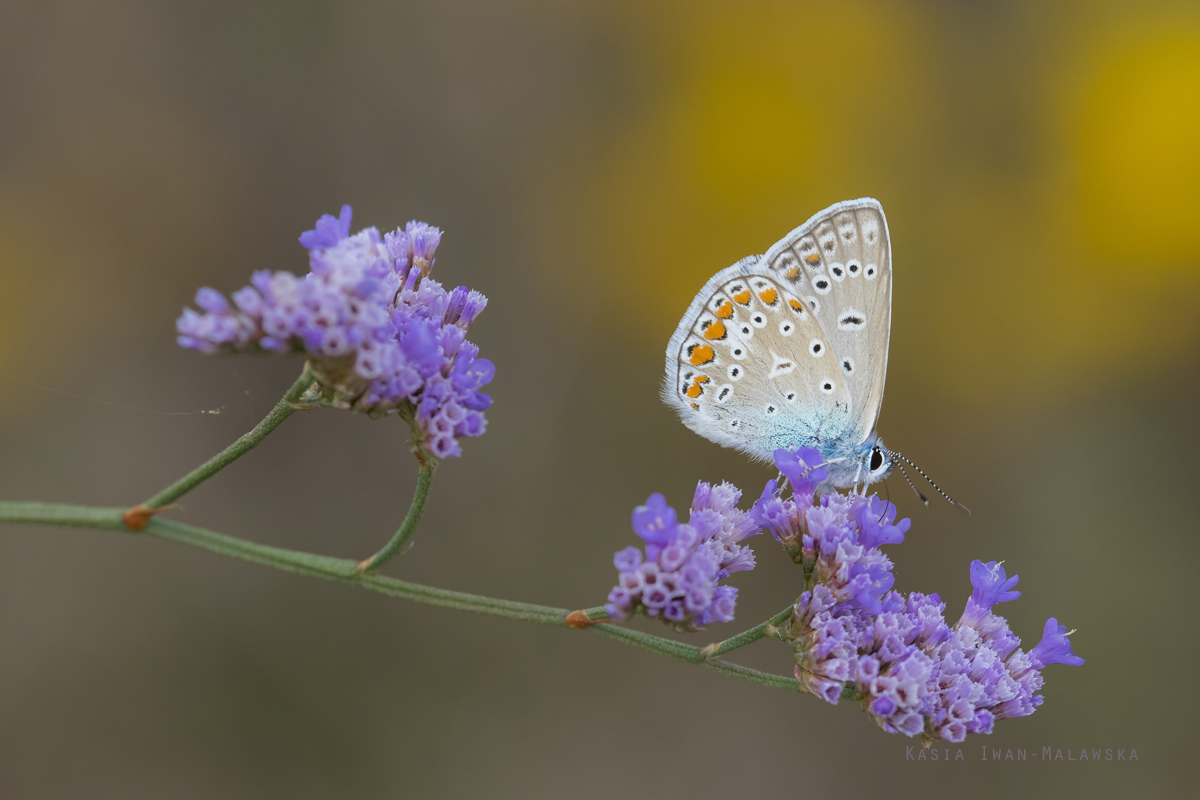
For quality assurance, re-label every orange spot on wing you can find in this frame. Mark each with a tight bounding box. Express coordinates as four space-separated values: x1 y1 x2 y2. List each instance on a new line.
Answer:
693 375 710 383
686 383 703 398
715 301 734 319
758 287 778 305
805 253 821 266
788 298 804 312
703 320 726 340
688 344 715 365
732 289 751 305
784 267 800 281
690 402 699 410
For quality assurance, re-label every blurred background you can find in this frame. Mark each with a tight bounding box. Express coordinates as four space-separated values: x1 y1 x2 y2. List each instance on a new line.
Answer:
0 0 1196 796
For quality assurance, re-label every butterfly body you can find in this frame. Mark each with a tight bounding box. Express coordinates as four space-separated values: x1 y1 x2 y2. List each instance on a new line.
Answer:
664 198 897 490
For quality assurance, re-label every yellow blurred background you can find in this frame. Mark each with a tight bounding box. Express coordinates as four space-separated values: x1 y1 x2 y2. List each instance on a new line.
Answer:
0 1 1195 797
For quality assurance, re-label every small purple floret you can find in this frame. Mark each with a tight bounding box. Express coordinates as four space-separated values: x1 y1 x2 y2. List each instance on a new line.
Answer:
959 560 1021 628
1029 618 1085 668
857 497 910 549
406 220 443 267
773 447 827 497
299 204 353 250
632 493 678 546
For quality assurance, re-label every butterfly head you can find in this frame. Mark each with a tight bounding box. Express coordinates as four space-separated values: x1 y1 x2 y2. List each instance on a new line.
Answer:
822 435 895 489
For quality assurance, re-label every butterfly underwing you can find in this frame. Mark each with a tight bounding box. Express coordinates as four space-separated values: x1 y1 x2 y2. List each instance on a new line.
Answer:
663 198 896 489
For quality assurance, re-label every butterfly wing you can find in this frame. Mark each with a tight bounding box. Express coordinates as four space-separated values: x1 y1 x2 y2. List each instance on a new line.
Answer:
761 198 892 444
664 258 853 461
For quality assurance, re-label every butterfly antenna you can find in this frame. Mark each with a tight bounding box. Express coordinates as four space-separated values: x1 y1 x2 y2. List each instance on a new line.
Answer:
890 451 971 516
895 460 930 507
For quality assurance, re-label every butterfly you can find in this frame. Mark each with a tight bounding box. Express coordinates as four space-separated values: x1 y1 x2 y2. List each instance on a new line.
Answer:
664 198 899 491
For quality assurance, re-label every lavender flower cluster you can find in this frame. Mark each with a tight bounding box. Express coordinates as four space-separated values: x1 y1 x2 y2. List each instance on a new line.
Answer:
604 482 760 631
755 448 1083 743
176 206 492 458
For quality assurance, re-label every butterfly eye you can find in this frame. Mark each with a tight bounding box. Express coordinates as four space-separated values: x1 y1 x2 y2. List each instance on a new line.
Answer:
870 447 884 472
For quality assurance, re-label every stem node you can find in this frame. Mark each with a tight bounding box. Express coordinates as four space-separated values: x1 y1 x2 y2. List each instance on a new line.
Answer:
122 504 181 532
566 609 607 629
122 505 155 532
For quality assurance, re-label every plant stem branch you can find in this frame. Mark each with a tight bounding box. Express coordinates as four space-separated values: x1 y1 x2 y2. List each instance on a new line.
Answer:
135 366 316 513
704 604 796 659
0 501 799 693
355 458 436 574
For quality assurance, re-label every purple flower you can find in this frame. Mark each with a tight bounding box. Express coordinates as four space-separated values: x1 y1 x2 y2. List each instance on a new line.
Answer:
847 563 895 614
605 483 757 631
299 204 353 250
1028 618 1085 669
399 318 443 378
632 493 678 546
857 497 910 549
406 220 443 270
177 206 492 458
774 447 827 497
195 287 230 314
959 560 1021 629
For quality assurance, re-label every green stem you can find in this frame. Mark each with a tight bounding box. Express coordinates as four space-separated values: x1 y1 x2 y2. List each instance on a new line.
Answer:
706 604 796 658
138 366 316 511
356 458 436 574
0 501 799 694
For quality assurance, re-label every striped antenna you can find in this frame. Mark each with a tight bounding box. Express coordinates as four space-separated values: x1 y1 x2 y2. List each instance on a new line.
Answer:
888 450 971 516
895 460 929 506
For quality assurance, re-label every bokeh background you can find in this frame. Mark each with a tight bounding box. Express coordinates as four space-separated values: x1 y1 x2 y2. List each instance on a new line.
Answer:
1 0 1197 797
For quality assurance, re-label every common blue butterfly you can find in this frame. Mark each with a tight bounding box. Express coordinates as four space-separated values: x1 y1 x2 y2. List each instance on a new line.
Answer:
664 198 903 492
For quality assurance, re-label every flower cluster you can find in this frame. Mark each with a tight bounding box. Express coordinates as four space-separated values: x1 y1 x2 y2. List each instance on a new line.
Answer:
176 206 492 458
755 448 1083 743
754 448 906 611
604 482 760 630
